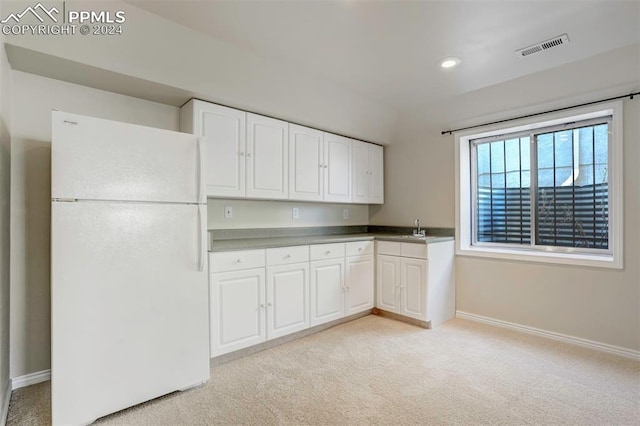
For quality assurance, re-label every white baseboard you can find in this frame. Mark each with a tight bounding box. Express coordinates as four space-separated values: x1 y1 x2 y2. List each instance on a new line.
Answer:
0 379 11 426
11 369 50 390
456 311 640 360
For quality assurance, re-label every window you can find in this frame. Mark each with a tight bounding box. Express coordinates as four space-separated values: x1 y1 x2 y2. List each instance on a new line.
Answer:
456 101 623 268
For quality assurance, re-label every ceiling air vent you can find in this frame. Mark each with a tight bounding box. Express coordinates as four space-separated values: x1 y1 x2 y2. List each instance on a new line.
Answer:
516 34 570 57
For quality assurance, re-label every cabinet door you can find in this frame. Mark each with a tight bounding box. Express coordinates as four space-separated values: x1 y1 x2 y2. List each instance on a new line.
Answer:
376 255 401 313
323 133 352 203
266 263 309 339
310 259 345 326
246 113 289 199
345 255 374 316
195 102 246 198
210 268 266 356
401 258 427 321
289 124 324 201
351 140 370 204
368 144 384 204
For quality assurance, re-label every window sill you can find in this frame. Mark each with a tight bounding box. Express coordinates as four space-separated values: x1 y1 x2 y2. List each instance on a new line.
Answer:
456 245 622 269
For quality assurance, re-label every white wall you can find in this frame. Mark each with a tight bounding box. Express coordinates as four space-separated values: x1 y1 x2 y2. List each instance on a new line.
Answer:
9 71 179 378
208 199 368 230
0 4 13 415
5 0 397 146
374 45 640 351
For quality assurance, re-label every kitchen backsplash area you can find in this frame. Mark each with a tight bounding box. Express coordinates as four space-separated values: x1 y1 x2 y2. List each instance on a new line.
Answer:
208 198 370 230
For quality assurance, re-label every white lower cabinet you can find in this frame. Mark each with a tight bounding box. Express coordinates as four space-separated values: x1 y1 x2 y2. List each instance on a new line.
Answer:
210 267 266 356
310 258 345 326
209 240 376 357
266 262 310 340
376 240 455 326
376 254 401 313
400 257 428 320
345 254 374 315
310 241 375 326
377 255 427 319
210 246 309 357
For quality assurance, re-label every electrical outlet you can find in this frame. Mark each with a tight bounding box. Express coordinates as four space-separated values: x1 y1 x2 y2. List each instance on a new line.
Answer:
343 208 349 220
224 206 233 219
292 207 300 219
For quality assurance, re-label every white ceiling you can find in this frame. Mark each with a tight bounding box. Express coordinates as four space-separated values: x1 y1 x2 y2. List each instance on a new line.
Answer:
129 0 640 111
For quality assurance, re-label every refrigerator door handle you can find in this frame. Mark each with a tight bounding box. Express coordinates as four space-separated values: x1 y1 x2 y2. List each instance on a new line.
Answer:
197 137 205 204
198 204 206 272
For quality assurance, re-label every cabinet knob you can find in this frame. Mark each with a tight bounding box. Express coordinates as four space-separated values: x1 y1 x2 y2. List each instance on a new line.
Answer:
324 165 328 168
239 152 245 157
260 304 265 309
246 153 252 157
236 258 242 264
285 254 291 259
267 302 273 307
358 247 363 252
325 250 331 255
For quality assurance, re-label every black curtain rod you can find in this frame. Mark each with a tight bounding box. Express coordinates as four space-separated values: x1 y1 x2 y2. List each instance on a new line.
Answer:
441 91 640 136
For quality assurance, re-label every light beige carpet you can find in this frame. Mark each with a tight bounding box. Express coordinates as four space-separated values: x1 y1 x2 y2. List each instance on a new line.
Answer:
7 316 640 425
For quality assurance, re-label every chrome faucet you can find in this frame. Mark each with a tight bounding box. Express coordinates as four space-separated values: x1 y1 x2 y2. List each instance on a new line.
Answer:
413 219 425 237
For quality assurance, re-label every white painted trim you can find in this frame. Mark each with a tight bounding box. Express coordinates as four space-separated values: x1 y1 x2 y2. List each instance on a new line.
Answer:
11 369 50 390
456 311 640 360
0 379 11 426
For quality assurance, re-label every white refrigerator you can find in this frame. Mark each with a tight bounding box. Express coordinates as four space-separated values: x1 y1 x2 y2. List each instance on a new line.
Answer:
51 111 210 425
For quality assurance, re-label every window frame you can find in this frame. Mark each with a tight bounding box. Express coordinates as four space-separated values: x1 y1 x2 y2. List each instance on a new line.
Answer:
455 101 623 269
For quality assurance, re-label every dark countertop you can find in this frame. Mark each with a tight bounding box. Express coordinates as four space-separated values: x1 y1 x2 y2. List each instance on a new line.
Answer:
209 233 454 252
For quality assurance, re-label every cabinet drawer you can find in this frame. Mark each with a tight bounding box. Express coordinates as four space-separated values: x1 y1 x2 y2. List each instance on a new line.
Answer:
266 245 309 266
346 240 374 257
209 249 266 273
309 243 345 261
376 241 401 256
401 243 427 259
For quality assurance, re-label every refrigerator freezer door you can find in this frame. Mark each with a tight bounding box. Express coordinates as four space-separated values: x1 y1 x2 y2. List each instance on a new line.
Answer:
51 201 209 425
52 111 205 204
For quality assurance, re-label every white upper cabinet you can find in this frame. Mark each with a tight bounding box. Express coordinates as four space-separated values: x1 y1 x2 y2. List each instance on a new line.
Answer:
181 100 246 198
181 99 383 204
289 126 354 204
289 124 324 202
368 144 384 204
352 141 369 204
323 133 352 203
246 113 289 199
352 140 384 204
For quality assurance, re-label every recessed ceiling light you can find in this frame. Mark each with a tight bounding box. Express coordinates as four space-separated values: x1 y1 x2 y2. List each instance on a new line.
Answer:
439 57 461 69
